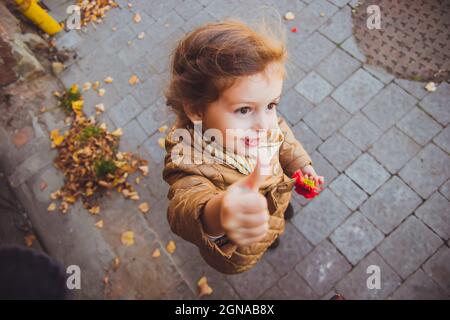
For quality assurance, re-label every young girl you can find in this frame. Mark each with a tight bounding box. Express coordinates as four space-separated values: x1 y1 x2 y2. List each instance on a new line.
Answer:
162 20 324 274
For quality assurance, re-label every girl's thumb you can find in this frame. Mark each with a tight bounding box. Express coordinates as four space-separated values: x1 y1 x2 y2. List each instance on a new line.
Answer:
240 159 265 192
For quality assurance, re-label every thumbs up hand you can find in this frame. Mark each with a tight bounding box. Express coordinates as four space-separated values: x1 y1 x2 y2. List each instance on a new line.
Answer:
219 160 270 247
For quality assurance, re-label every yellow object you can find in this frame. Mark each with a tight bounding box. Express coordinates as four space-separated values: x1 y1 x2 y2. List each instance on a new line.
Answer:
14 0 62 35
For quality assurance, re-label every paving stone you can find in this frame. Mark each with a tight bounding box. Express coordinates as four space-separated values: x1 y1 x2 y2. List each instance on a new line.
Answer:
292 0 339 36
292 189 351 245
396 107 442 146
294 71 334 104
142 0 178 20
316 48 361 86
82 83 122 116
415 192 450 241
291 121 322 154
419 82 450 126
360 176 422 234
345 153 390 195
100 24 135 53
181 9 216 33
277 89 313 126
363 65 395 84
394 79 429 100
330 212 384 265
329 174 368 211
120 119 148 151
363 83 418 131
137 97 176 136
284 60 307 90
318 6 352 44
128 10 157 34
303 97 351 140
227 259 279 299
132 73 166 108
319 133 361 172
341 35 366 62
377 216 443 279
440 179 450 201
422 246 450 294
339 112 382 150
259 284 288 300
390 268 449 300
335 251 401 299
327 0 351 7
310 151 339 184
332 69 384 114
146 11 185 44
173 0 203 21
277 271 319 299
291 32 336 72
433 126 450 154
369 127 421 173
108 94 143 128
140 131 167 164
265 222 313 277
295 240 351 296
399 143 450 199
204 0 240 19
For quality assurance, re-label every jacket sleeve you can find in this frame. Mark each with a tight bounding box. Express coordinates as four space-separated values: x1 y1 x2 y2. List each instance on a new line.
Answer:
166 174 237 259
278 116 313 177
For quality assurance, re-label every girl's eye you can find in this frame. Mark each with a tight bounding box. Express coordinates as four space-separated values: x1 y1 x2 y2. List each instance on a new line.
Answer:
267 102 278 111
235 106 252 115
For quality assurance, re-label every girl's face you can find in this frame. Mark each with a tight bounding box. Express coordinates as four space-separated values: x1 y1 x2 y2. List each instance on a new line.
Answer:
201 62 285 156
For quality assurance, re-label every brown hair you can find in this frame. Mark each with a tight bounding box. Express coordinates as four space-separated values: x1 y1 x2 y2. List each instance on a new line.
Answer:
165 19 288 127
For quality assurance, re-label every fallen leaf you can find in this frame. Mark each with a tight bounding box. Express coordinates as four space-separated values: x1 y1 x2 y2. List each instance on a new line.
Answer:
82 82 92 91
158 125 168 133
95 220 104 228
197 276 213 298
98 88 106 96
50 129 65 147
129 74 139 85
284 11 295 20
103 276 109 285
47 202 57 212
111 128 123 137
152 248 161 258
425 82 437 92
88 206 100 215
127 2 133 8
166 240 176 254
135 176 140 184
139 165 148 176
24 234 36 247
158 138 165 149
95 103 105 114
51 62 64 75
138 202 149 214
133 12 141 23
40 181 48 190
12 127 31 148
320 12 325 17
92 81 100 90
113 257 120 270
137 32 145 39
121 231 135 246
71 100 84 114
104 76 114 84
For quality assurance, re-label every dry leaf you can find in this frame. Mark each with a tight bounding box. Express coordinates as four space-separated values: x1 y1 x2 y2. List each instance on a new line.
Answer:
158 138 165 149
50 129 65 147
158 125 168 133
95 220 104 228
95 103 105 114
121 231 135 246
98 88 106 96
138 202 149 214
40 181 48 190
104 76 114 84
92 81 100 90
425 82 437 92
127 2 133 8
113 257 120 270
166 240 176 254
47 202 57 212
82 82 92 91
111 128 123 137
139 165 148 176
197 276 213 298
129 74 139 85
137 32 145 39
152 248 161 258
135 176 140 184
24 234 36 247
284 11 295 20
133 12 141 23
88 206 100 215
320 12 325 17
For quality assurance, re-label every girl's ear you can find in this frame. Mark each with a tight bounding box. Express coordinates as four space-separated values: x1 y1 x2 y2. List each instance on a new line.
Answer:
183 103 203 123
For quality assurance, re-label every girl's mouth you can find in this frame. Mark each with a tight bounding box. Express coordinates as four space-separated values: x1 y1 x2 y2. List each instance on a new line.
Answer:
243 137 260 148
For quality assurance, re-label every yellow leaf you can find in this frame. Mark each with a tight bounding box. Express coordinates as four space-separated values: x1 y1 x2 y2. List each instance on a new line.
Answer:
88 206 100 215
135 176 140 184
197 276 213 298
95 103 105 114
64 195 76 204
95 220 104 228
139 165 148 176
104 76 114 84
158 138 165 149
98 88 106 97
71 100 84 114
24 234 36 247
121 231 134 246
82 82 91 91
152 248 161 258
158 125 168 133
166 240 176 254
47 202 57 212
69 84 79 94
133 12 141 23
284 11 295 20
92 81 100 90
137 32 145 40
111 128 123 137
129 74 139 85
138 202 150 214
50 129 65 147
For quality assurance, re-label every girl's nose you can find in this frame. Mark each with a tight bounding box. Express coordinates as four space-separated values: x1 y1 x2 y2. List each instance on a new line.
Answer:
251 110 270 132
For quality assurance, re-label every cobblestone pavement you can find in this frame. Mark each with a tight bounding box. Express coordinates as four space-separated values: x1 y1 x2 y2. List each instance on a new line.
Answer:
44 0 449 299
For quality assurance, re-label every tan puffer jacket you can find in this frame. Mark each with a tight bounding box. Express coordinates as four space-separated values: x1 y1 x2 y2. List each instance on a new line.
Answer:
162 116 312 274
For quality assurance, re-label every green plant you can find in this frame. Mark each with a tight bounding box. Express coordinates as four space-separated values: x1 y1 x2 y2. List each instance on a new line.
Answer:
78 126 102 142
94 158 117 178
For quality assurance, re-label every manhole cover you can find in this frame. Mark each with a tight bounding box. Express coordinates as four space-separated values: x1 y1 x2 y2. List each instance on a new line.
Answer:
352 0 450 82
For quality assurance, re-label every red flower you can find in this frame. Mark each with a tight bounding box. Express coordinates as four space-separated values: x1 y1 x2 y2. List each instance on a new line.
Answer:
292 169 322 199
